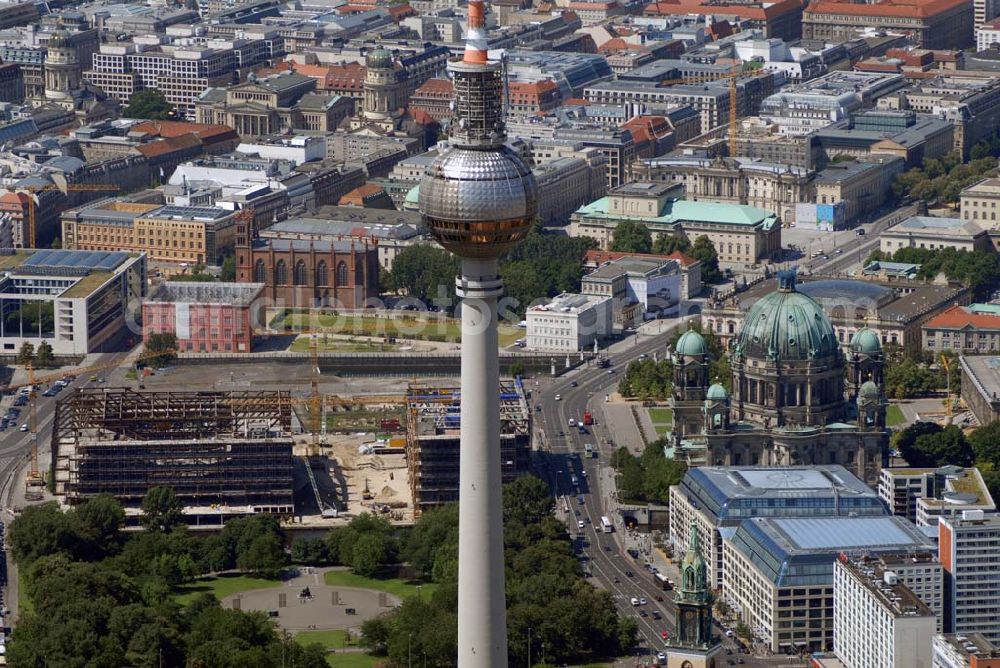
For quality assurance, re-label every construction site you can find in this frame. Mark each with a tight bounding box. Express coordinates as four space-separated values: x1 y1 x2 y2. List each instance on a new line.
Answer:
50 388 297 524
404 379 531 515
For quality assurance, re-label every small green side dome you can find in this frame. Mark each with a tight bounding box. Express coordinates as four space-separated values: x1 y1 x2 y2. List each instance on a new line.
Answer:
366 46 393 69
859 380 881 400
850 328 882 354
676 329 708 357
706 383 729 400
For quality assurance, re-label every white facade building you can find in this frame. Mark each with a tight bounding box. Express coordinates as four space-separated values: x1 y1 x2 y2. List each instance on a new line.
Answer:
236 135 327 165
932 633 1000 668
833 557 937 668
939 513 1000 644
525 292 612 352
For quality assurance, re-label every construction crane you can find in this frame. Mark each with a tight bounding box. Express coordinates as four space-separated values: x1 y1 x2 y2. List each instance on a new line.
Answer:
309 336 322 454
940 353 953 424
25 361 43 498
659 64 767 158
22 183 120 249
4 348 177 394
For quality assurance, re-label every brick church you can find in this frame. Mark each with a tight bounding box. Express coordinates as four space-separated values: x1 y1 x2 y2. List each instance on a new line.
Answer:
234 211 380 309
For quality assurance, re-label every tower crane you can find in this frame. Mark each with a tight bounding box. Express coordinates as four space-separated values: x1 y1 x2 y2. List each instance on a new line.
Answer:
659 64 767 158
940 353 953 424
25 361 44 498
21 183 120 248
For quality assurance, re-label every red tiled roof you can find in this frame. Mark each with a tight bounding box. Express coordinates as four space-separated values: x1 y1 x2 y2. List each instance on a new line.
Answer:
508 79 560 95
564 97 591 106
567 1 617 9
135 133 203 158
0 191 28 206
644 0 802 20
415 78 453 96
584 249 699 267
340 183 386 202
130 120 237 143
805 0 968 19
623 115 673 140
923 304 1000 330
410 109 437 126
387 4 415 18
707 19 734 40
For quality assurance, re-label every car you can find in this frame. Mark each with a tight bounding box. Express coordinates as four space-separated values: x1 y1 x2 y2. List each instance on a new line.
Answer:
639 610 648 618
652 611 661 620
639 353 647 359
89 376 98 382
608 369 615 374
554 394 561 401
725 630 734 637
856 228 866 236
97 377 105 383
578 521 585 529
631 597 639 606
822 255 829 260
835 248 843 254
655 595 664 602
19 424 27 432
42 390 56 397
581 470 587 477
625 570 633 578
613 576 620 583
657 652 667 665
639 597 647 605
568 418 576 426
570 381 577 387
661 631 669 641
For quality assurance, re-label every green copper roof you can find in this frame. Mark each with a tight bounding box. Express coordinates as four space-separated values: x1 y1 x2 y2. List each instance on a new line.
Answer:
850 328 881 354
676 329 708 356
732 273 838 362
366 46 393 69
574 197 777 229
404 184 420 205
706 383 729 400
859 380 881 399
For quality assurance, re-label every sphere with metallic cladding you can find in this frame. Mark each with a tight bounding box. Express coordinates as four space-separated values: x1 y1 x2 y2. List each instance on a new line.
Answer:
419 146 538 258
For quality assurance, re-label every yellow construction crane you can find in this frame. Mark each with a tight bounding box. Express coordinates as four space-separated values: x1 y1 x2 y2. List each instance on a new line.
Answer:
660 64 766 158
940 353 953 423
22 183 120 249
25 361 43 496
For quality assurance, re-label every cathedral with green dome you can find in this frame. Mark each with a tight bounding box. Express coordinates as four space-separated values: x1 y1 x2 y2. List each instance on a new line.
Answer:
670 271 889 482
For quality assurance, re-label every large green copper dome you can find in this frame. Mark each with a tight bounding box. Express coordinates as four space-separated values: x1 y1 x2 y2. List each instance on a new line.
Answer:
676 329 708 356
733 272 838 362
850 328 881 354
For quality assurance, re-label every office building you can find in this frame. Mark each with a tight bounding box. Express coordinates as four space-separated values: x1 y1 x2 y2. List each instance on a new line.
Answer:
923 306 1000 354
585 249 702 300
0 249 145 356
525 292 613 352
939 513 1000 643
803 0 974 50
932 634 1000 668
569 182 781 266
669 465 888 588
142 282 264 354
723 515 933 653
881 466 997 527
833 556 937 668
814 110 955 168
641 0 805 41
582 254 688 321
814 156 905 228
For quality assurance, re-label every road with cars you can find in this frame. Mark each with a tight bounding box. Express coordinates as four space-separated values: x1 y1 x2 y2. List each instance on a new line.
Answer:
531 320 685 661
799 203 919 275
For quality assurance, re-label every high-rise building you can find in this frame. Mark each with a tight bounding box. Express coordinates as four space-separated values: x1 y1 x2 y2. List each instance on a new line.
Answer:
416 1 538 664
933 633 1000 668
939 513 1000 643
833 555 938 668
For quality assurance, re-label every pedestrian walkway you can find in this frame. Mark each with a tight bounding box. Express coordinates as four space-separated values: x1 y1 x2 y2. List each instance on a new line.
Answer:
601 402 645 454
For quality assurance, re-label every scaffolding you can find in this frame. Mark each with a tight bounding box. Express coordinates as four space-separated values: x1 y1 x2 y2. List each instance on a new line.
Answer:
51 389 295 514
404 380 531 514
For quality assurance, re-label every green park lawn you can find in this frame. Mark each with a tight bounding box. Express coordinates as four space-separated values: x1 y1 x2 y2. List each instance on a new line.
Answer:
276 311 522 347
173 574 282 605
323 570 437 601
289 337 398 353
887 404 907 427
324 653 381 668
295 629 352 650
647 407 673 435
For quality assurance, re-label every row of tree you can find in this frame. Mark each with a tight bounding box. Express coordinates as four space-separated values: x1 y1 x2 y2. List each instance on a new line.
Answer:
617 358 672 400
610 441 687 506
7 490 327 668
610 221 722 283
290 513 401 577
891 150 998 206
383 223 597 315
359 476 637 666
15 341 54 367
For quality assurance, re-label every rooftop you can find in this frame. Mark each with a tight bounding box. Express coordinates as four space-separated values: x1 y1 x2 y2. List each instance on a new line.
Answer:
806 0 972 18
961 355 1000 401
575 196 778 229
529 292 610 314
149 282 264 306
144 205 232 222
837 556 934 618
889 216 985 237
923 304 1000 331
962 177 1000 196
934 634 1000 662
23 249 130 272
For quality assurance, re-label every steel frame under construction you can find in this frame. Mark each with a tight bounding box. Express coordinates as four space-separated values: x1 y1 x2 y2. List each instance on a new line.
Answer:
51 389 295 515
404 380 530 513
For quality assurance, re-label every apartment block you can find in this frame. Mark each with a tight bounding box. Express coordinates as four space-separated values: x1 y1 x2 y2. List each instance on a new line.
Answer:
833 556 937 668
939 513 1000 643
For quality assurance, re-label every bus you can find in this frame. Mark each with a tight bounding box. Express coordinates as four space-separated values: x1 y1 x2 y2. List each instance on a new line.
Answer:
584 443 594 458
600 516 613 533
654 572 673 591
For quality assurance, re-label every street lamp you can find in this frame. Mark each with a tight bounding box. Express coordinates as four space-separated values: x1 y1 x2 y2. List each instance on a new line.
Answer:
527 626 532 668
408 632 412 668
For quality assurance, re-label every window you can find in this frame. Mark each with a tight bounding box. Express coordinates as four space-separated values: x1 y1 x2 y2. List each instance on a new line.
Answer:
316 261 328 285
294 260 307 285
253 259 265 283
275 260 288 285
336 261 348 285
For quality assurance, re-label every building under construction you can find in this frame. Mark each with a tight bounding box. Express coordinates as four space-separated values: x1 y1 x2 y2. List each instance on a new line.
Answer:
51 388 295 522
405 380 531 514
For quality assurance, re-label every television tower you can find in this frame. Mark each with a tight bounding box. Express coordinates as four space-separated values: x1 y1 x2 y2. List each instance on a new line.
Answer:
418 1 537 664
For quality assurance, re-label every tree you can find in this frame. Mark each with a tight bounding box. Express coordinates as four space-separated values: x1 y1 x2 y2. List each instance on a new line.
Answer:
16 341 34 365
895 423 973 468
141 486 184 532
969 422 1000 469
503 475 554 527
652 233 690 256
123 89 175 120
74 493 125 559
383 245 460 305
351 533 390 577
35 341 53 368
610 220 652 254
9 502 79 565
291 537 328 565
145 332 177 368
237 533 287 578
690 235 721 284
221 255 236 281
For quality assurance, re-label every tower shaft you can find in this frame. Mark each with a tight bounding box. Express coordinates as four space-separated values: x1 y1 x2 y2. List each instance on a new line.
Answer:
456 256 507 666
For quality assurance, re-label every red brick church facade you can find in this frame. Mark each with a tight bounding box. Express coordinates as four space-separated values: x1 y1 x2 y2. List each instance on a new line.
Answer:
234 214 380 309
